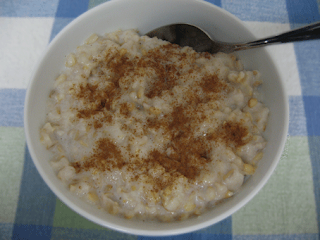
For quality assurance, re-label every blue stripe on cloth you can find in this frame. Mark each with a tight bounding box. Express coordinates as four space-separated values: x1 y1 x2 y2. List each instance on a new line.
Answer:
288 96 307 136
221 0 289 23
50 17 74 42
0 89 25 127
0 223 13 240
303 96 320 136
307 136 320 236
0 0 59 17
233 233 319 240
11 146 56 239
291 40 320 96
12 224 53 240
286 0 320 24
51 227 137 240
204 0 222 7
55 0 89 18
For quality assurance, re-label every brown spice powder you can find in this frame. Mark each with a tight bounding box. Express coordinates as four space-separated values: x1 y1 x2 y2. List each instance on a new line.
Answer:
72 138 125 173
201 74 230 94
75 82 118 119
219 121 251 148
70 41 250 191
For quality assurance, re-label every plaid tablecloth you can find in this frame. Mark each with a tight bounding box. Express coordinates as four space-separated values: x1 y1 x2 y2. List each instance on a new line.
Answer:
1 0 320 239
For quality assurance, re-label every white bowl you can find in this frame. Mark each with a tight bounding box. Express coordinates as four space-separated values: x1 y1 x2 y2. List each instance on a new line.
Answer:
24 0 289 236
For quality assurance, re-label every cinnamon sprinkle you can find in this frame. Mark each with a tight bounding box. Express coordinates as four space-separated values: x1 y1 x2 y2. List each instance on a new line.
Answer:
218 121 252 148
69 41 251 191
201 74 230 94
72 138 125 173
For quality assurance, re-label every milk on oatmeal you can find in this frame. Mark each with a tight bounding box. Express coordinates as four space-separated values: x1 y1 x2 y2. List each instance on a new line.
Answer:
40 29 269 221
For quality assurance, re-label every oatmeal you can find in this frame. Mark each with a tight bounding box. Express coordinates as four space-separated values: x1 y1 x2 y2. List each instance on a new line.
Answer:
40 29 269 221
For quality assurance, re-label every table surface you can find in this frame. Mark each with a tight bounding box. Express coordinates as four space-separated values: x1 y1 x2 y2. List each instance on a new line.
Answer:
1 0 320 239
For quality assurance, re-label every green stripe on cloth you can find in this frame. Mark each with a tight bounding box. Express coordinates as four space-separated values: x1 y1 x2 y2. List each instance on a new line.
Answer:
52 199 137 239
53 198 105 230
232 136 318 235
0 127 25 223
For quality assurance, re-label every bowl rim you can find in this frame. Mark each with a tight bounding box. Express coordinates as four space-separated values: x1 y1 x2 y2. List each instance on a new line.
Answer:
24 0 289 236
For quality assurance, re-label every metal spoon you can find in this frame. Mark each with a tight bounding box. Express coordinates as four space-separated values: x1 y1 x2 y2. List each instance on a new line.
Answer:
146 22 320 54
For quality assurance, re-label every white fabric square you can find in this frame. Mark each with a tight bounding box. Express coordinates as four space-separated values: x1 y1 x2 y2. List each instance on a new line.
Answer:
244 21 301 96
0 17 54 89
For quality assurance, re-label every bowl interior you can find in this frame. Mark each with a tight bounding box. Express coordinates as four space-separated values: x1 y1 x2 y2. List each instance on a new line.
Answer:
24 0 288 236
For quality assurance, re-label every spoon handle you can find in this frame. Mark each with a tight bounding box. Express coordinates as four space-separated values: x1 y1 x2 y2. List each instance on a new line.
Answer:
234 21 320 51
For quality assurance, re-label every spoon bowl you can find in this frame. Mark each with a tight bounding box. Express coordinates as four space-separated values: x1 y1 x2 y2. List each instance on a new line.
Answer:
146 22 320 53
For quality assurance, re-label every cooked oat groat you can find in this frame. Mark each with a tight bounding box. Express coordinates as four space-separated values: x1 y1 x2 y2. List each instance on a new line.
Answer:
40 29 269 222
